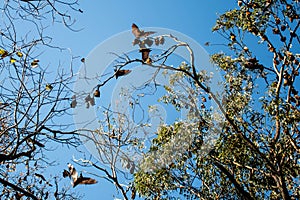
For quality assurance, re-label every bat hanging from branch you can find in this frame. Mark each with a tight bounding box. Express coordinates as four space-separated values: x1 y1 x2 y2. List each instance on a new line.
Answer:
114 69 132 79
139 48 152 64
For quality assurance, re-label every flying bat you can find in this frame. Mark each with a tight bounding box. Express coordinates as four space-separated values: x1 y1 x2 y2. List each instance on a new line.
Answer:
132 23 156 38
114 69 132 79
139 48 151 62
63 163 97 188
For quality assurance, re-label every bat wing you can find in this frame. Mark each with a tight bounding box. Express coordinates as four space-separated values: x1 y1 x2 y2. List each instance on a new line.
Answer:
80 177 98 185
115 69 132 79
132 23 141 38
121 69 132 75
141 31 156 37
73 174 97 187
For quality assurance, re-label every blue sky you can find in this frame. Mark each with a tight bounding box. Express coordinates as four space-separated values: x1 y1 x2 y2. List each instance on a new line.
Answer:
51 1 236 59
48 1 237 200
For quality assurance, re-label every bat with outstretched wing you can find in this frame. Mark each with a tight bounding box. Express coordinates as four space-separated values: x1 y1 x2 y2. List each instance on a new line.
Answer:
63 163 97 188
132 23 156 38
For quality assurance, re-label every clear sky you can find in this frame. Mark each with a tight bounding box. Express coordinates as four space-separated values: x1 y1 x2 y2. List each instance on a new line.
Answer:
51 1 236 60
47 1 237 199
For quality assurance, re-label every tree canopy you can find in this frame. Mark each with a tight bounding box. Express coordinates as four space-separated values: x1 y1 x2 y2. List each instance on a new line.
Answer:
0 0 83 199
132 1 300 199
